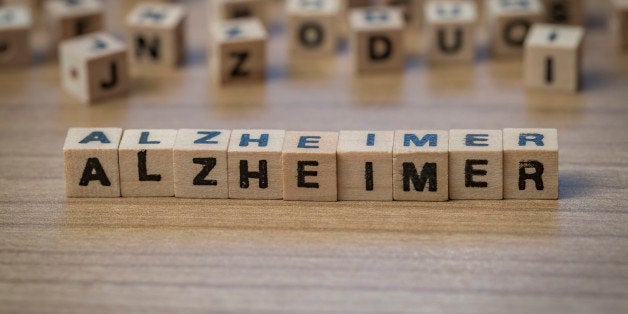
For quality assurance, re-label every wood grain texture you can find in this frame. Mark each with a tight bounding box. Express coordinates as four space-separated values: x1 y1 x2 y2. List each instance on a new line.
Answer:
0 0 627 313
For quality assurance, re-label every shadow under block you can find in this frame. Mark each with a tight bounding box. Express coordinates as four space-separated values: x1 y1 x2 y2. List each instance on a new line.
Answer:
424 0 478 63
63 128 122 198
487 0 544 58
349 7 405 73
449 129 503 200
126 2 187 67
210 0 269 26
611 0 628 52
227 129 285 199
210 18 267 84
174 129 231 199
393 130 449 201
541 0 583 25
119 129 177 197
282 131 339 201
337 131 393 201
0 6 32 66
524 23 584 92
286 0 340 55
503 128 558 199
44 0 103 46
59 32 130 103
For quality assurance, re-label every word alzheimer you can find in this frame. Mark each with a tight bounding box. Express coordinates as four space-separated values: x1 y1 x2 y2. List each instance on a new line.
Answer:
63 128 558 201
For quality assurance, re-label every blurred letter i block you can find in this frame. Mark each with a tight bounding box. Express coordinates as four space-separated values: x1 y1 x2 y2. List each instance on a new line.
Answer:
45 0 104 45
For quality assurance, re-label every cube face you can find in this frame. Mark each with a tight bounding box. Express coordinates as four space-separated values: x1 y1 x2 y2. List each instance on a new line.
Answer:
227 129 285 199
393 130 449 201
349 7 405 73
449 129 503 200
503 128 558 199
118 129 178 197
424 0 478 63
60 32 130 103
63 128 123 198
0 6 32 66
337 131 393 201
282 131 338 201
611 0 628 52
487 0 544 57
173 129 231 199
210 18 267 84
287 0 340 54
126 3 187 67
211 0 268 25
524 24 584 92
541 0 583 25
45 0 104 42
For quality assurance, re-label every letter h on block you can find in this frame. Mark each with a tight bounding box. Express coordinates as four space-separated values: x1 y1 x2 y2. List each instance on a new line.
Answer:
349 7 405 73
503 128 558 199
449 130 503 200
393 130 449 201
0 6 32 66
227 130 285 199
126 2 187 67
64 128 122 198
286 0 341 55
210 18 267 84
282 131 339 201
424 0 478 63
487 0 544 57
59 32 130 104
119 129 178 197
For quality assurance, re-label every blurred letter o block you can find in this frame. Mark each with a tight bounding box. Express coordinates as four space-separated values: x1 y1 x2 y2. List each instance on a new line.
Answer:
424 0 478 63
0 5 32 66
59 32 130 103
45 0 104 45
524 23 584 92
126 2 187 67
487 0 544 57
287 0 340 55
349 7 405 73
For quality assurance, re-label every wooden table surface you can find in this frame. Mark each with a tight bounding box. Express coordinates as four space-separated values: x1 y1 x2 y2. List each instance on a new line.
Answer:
1 1 627 313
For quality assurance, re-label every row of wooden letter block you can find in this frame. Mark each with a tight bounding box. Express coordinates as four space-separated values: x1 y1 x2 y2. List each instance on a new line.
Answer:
64 128 559 201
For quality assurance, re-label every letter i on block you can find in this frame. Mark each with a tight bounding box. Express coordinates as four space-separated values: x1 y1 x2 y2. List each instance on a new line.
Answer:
349 7 405 73
59 32 130 103
282 131 339 201
611 0 628 52
337 131 394 201
126 2 187 67
541 0 583 25
424 0 478 63
449 130 503 200
503 128 558 199
0 5 32 66
227 130 285 199
524 24 584 92
119 129 178 197
393 130 449 201
63 128 122 198
210 18 267 84
487 0 544 57
286 0 341 55
44 0 104 45
174 129 231 199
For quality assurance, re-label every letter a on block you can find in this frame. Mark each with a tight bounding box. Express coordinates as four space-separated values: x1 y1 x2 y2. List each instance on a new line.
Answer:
64 128 123 197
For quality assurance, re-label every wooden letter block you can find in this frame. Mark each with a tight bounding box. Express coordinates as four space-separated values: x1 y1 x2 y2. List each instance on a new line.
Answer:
227 129 285 199
611 0 628 52
541 0 583 25
0 5 32 66
349 7 405 73
174 129 231 199
393 130 449 201
286 0 340 55
59 32 130 103
424 0 478 63
282 131 338 201
45 0 104 45
337 130 393 201
63 127 122 198
503 128 558 199
449 129 503 200
126 2 187 67
210 18 267 84
119 129 177 197
210 0 269 26
487 0 544 57
524 23 584 92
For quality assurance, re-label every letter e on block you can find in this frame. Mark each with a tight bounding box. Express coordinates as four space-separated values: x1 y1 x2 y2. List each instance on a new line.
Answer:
63 127 122 198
